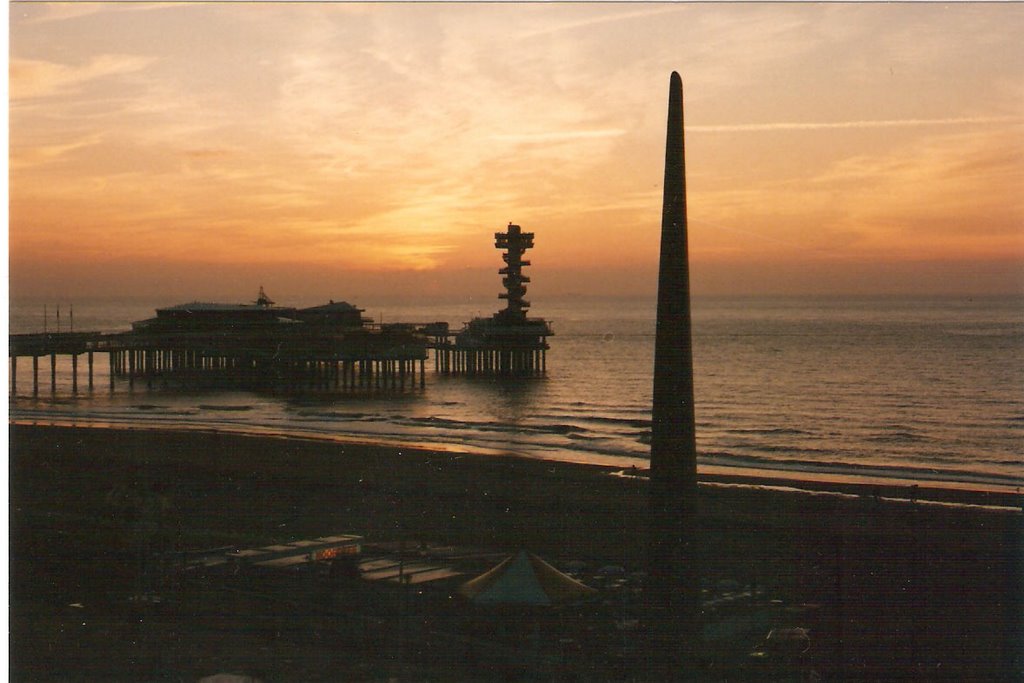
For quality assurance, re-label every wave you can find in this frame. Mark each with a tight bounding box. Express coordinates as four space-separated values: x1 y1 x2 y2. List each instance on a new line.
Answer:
566 432 607 442
403 416 589 438
293 411 370 420
730 443 836 456
699 451 1024 487
533 412 651 429
552 403 650 417
722 427 813 437
295 413 593 440
865 431 930 444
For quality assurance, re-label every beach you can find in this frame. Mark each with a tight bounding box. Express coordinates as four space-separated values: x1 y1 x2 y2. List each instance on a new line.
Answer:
9 424 1021 680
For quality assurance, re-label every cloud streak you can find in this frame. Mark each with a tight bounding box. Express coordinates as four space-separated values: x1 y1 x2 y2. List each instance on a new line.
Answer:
490 129 626 143
691 116 1022 133
10 55 155 100
515 5 685 40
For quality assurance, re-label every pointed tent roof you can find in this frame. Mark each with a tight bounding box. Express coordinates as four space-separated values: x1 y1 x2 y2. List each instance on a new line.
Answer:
459 551 598 607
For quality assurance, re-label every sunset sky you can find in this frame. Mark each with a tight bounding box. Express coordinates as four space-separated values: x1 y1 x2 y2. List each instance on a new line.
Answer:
9 2 1024 304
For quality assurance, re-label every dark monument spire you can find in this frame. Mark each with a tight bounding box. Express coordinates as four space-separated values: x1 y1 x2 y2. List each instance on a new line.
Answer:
647 71 701 677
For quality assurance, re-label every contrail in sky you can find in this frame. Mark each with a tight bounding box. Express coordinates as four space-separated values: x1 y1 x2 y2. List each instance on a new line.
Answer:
690 116 1020 133
517 6 682 40
492 129 625 143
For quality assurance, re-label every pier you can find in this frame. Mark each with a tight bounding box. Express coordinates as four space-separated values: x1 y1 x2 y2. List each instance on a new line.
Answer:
9 298 429 397
8 332 109 396
10 226 555 396
432 223 553 377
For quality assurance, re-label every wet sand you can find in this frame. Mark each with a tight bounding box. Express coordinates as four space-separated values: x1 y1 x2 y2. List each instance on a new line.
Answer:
9 424 1022 680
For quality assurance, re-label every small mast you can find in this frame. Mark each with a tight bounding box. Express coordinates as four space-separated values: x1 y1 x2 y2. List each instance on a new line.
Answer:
255 286 275 308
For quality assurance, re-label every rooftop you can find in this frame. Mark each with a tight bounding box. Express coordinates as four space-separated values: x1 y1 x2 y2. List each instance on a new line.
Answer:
157 302 291 313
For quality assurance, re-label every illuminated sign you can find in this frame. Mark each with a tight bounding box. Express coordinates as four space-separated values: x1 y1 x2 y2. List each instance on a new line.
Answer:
314 544 360 561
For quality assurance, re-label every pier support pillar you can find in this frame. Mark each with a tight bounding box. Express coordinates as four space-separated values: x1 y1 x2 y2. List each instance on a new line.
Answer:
72 353 79 394
33 356 39 397
88 352 94 391
50 354 57 394
10 356 17 397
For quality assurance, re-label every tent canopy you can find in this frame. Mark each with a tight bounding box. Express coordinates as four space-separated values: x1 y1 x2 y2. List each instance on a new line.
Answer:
459 550 598 607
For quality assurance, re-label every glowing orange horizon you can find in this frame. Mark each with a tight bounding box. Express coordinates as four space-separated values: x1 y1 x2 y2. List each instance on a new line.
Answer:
9 3 1024 300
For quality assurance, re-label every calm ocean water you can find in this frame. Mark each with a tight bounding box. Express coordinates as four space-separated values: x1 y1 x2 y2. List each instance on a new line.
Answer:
8 295 1024 490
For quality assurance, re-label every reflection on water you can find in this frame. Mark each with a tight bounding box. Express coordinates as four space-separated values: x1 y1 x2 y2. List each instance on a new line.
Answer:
9 295 1024 489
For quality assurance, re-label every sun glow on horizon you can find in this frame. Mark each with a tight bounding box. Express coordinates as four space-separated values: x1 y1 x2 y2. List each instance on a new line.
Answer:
9 2 1024 301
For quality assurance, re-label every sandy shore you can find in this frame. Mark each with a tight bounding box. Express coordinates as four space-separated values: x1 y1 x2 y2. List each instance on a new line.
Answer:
9 424 1022 680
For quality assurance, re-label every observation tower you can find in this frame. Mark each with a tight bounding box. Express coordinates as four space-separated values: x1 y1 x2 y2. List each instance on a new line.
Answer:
496 223 533 321
432 223 553 376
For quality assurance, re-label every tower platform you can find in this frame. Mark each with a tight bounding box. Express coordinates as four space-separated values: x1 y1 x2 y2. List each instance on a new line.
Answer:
431 223 553 377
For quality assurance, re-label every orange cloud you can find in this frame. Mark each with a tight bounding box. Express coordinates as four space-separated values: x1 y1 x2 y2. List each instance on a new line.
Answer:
10 55 154 101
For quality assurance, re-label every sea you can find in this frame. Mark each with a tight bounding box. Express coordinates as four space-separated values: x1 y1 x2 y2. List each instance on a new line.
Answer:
8 295 1024 493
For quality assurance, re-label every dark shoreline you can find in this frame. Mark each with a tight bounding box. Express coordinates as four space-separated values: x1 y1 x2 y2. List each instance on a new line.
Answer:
10 424 1023 680
12 419 1020 509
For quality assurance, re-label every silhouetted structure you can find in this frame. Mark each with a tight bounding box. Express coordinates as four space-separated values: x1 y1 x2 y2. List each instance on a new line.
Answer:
646 72 701 678
432 224 553 376
131 287 368 332
9 289 428 395
495 223 533 320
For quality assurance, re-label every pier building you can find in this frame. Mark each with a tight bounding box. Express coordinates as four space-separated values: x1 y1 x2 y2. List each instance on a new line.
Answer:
9 289 428 396
432 224 553 376
131 288 369 332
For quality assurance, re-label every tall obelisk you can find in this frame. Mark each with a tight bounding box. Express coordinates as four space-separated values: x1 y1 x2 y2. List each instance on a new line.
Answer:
647 71 701 677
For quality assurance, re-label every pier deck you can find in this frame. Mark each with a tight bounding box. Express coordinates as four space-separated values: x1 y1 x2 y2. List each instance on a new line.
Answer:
9 325 429 397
